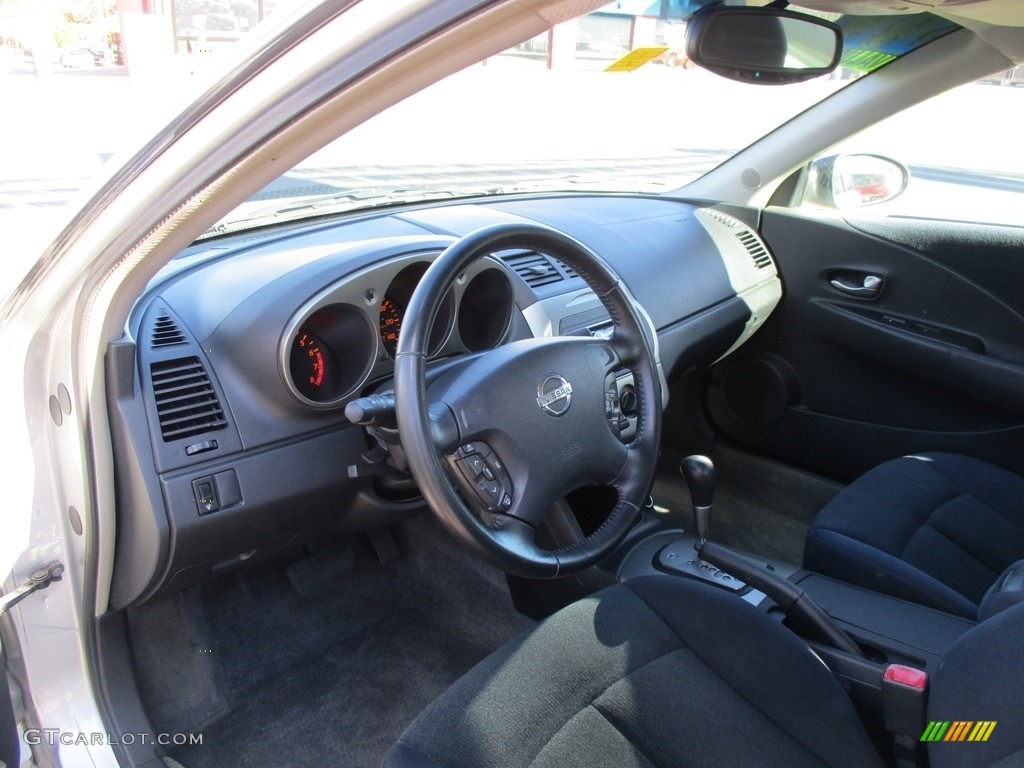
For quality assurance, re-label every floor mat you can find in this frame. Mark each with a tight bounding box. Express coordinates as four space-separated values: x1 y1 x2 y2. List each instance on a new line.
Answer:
652 445 844 565
129 514 533 768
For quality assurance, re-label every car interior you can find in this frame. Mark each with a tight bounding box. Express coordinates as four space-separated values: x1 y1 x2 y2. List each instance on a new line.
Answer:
12 1 1024 767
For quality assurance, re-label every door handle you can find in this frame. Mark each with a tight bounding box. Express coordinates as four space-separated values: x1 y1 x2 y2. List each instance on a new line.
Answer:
830 274 883 298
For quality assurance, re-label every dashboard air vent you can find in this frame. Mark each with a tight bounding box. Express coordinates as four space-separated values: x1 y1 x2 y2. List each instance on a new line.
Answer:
500 251 564 288
151 357 227 442
553 258 578 279
736 230 773 270
151 315 187 348
699 208 774 272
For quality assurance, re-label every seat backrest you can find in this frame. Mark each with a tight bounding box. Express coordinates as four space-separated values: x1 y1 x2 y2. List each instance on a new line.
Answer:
978 559 1024 622
928 598 1024 767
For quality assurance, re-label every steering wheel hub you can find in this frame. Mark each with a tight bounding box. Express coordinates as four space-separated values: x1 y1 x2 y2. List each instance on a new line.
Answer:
394 222 663 577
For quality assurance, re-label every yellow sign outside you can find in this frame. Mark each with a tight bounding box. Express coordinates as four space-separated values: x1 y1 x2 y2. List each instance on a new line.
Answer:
605 47 670 72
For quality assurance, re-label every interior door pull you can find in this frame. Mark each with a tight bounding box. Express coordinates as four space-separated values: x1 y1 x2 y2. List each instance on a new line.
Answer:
830 274 883 298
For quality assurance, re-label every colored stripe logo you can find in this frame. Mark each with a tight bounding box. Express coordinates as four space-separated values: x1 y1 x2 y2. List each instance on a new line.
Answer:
921 721 997 742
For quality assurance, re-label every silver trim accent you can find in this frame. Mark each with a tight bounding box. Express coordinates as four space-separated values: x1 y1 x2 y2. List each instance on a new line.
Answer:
537 374 573 416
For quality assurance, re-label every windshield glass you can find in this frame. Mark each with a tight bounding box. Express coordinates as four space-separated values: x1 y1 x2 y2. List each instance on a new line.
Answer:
203 5 958 237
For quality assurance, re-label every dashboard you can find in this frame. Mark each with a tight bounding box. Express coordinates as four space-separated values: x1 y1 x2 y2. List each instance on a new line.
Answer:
106 193 781 609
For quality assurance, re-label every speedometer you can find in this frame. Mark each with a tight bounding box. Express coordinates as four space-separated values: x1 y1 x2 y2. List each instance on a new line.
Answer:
378 263 456 359
379 296 402 358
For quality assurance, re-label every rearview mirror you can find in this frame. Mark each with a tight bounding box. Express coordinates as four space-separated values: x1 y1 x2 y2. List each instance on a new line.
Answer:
685 6 842 85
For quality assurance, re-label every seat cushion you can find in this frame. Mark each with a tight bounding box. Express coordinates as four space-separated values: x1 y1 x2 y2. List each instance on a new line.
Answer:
804 453 1024 619
384 576 881 768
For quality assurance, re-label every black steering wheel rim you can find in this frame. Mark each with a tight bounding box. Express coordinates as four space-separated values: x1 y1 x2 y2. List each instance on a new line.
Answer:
394 222 662 577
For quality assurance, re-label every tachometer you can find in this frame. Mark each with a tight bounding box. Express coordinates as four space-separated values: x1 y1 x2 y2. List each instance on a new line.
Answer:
379 296 402 358
289 328 339 399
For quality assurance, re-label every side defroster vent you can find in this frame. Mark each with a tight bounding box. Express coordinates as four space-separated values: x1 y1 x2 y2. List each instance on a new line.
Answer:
151 357 227 442
703 208 735 227
151 315 187 348
697 208 774 272
500 251 564 288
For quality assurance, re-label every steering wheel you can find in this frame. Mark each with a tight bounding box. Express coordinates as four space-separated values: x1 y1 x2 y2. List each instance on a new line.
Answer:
394 223 662 577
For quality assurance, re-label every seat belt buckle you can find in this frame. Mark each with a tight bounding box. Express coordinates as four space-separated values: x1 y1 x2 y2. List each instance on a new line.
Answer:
883 664 928 766
883 664 927 734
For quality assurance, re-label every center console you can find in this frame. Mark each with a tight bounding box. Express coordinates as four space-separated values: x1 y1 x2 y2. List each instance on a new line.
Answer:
618 531 975 669
617 454 977 672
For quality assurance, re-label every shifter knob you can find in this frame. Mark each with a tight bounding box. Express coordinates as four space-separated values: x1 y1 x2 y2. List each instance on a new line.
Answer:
680 455 715 508
680 455 715 544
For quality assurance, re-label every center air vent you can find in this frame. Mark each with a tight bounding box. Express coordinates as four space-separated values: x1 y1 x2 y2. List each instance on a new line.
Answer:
151 357 227 442
151 315 187 348
553 258 578 279
500 251 564 288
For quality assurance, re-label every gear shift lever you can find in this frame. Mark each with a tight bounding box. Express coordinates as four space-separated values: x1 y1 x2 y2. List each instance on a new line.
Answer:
680 455 715 546
673 454 865 657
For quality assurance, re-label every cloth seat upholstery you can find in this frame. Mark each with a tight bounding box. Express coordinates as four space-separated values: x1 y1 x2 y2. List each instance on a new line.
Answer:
385 574 1024 767
383 576 882 768
804 453 1024 619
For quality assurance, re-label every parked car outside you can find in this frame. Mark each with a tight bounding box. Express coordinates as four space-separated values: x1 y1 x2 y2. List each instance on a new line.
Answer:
59 47 95 69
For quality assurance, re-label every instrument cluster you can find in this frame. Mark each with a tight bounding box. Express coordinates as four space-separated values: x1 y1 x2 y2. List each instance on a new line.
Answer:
283 253 515 408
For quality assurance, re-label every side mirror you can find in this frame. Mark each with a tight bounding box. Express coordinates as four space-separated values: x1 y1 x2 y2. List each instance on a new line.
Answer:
803 154 910 209
685 6 842 85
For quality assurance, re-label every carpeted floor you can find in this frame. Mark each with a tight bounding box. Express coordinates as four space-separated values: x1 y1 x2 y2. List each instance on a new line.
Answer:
652 445 844 565
127 445 842 768
128 514 534 768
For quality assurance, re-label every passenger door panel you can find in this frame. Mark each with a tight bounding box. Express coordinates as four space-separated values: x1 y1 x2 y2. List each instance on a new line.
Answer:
707 209 1024 481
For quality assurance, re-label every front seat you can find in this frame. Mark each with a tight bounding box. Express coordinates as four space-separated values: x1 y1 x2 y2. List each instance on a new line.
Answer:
804 453 1024 620
384 575 1024 768
385 575 882 768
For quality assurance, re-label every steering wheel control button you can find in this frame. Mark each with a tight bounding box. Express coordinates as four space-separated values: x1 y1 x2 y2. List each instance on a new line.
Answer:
619 386 638 417
537 373 573 416
474 476 502 506
450 442 514 513
463 453 487 477
605 371 638 442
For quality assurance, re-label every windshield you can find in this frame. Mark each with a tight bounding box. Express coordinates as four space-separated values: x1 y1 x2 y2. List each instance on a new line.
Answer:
203 5 958 237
